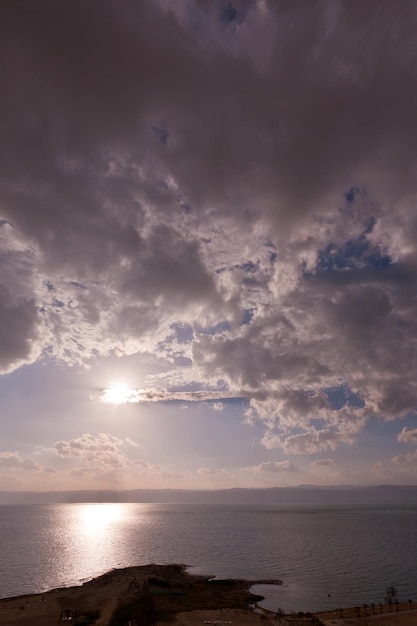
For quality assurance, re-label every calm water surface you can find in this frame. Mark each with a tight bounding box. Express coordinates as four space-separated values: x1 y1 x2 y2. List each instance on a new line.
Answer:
0 502 416 612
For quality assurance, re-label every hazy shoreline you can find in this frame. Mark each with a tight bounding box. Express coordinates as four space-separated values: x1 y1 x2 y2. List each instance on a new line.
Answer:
1 484 417 505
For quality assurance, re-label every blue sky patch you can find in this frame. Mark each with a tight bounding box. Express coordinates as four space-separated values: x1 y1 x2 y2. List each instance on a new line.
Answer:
325 385 365 410
151 124 169 145
317 230 391 273
221 2 238 24
238 260 258 273
44 280 55 292
344 186 362 204
180 201 192 214
241 308 254 326
69 281 87 290
171 323 194 344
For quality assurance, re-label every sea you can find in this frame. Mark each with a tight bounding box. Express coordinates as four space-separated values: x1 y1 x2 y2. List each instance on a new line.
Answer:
0 502 416 613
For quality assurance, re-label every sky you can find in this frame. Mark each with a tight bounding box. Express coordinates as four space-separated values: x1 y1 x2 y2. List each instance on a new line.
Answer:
1 0 417 493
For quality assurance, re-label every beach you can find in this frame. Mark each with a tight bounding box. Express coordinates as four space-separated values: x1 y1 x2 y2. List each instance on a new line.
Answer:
1 564 416 626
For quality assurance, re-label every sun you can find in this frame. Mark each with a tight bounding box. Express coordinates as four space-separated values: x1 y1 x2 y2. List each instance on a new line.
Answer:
101 382 136 404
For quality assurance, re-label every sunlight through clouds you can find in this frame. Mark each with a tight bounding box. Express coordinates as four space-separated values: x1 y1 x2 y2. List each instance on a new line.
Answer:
101 383 141 405
2 0 417 489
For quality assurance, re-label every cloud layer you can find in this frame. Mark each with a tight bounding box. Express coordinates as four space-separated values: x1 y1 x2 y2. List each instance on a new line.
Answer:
1 1 417 484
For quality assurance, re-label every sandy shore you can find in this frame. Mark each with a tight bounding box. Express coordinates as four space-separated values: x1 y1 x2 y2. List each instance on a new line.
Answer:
1 565 416 626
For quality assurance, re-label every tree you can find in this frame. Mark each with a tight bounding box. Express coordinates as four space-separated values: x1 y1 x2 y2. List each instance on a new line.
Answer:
385 585 398 605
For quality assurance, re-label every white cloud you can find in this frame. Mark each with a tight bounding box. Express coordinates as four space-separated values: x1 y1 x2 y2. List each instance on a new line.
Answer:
310 458 336 468
0 451 50 472
261 430 355 456
391 450 417 466
54 433 145 469
397 427 417 445
197 466 227 476
256 460 298 473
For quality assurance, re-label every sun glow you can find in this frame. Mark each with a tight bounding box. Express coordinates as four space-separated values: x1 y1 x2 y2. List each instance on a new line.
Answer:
80 503 124 531
101 383 138 404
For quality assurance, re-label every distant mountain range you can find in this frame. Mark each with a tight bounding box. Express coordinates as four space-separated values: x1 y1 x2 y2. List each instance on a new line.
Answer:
0 484 416 505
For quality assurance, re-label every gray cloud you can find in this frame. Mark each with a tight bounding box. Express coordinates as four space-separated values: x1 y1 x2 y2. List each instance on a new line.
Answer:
1 1 417 457
99 387 241 404
0 283 40 374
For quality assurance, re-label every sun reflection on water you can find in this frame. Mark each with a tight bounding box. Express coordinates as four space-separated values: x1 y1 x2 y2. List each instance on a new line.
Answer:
58 503 135 583
78 503 125 537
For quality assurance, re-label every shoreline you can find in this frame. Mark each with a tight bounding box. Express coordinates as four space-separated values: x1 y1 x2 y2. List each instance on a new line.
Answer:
0 562 283 602
0 563 282 626
1 564 416 626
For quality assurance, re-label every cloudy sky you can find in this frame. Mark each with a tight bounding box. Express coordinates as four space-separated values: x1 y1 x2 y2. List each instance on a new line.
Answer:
1 0 417 492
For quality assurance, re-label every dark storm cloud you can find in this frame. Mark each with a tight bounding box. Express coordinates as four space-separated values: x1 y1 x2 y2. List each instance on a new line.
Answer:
119 225 218 305
2 0 416 241
0 283 40 372
1 1 417 453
